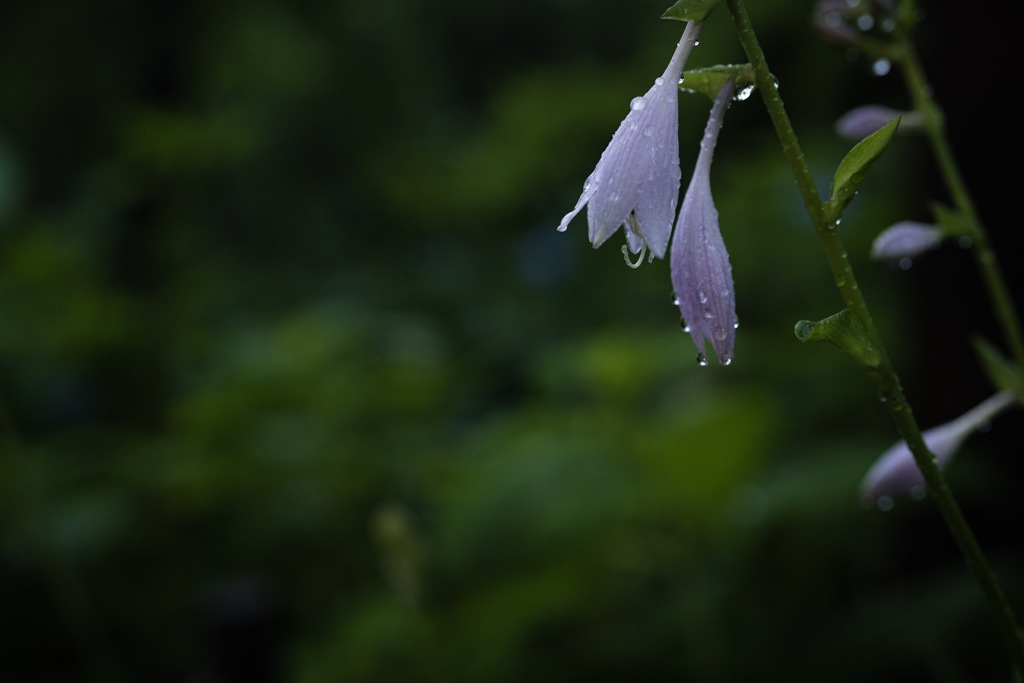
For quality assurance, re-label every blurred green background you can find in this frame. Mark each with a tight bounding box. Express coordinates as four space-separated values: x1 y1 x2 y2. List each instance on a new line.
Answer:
1 1 1020 681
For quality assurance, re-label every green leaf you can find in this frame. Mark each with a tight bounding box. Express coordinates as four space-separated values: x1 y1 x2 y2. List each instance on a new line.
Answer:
662 0 723 22
971 336 1023 393
827 116 900 222
929 202 972 238
794 308 881 369
679 64 757 100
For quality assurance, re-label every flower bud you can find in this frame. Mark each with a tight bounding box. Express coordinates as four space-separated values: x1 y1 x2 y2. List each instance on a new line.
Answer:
870 221 943 263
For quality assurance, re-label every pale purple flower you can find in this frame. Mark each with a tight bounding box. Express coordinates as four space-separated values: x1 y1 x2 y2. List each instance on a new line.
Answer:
557 21 703 262
836 105 901 139
835 104 922 139
671 78 737 366
861 391 1017 507
870 221 943 264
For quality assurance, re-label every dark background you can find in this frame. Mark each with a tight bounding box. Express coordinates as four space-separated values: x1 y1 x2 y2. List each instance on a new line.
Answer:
0 1 1020 681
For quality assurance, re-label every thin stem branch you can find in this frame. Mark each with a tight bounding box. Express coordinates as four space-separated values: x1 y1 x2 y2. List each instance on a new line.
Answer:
725 0 1024 668
894 36 1024 369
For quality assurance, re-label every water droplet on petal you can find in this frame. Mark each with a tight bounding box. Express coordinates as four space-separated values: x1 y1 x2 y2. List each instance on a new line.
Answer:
630 96 647 111
643 125 654 137
654 77 664 86
696 352 708 367
698 290 708 304
721 356 733 366
713 326 727 341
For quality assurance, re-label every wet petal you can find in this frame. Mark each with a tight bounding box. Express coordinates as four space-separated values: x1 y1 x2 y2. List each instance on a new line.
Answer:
557 22 701 260
671 79 737 365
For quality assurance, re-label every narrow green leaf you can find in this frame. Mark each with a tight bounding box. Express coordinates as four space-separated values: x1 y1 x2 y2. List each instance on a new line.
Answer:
930 202 972 238
794 308 881 368
971 336 1023 393
679 64 756 100
662 0 722 22
827 117 900 222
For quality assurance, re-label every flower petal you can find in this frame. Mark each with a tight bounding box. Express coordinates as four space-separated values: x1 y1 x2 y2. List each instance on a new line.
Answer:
860 391 1017 504
870 221 943 262
671 79 737 364
556 22 702 260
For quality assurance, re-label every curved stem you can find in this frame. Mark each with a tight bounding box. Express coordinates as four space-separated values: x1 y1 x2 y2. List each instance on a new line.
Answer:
895 36 1024 369
725 0 1024 668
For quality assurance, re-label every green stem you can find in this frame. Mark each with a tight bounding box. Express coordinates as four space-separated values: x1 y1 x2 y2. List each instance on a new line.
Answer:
894 36 1024 369
725 0 1024 668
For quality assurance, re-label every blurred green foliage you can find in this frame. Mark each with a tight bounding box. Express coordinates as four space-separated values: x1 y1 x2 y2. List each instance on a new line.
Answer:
0 1 1019 682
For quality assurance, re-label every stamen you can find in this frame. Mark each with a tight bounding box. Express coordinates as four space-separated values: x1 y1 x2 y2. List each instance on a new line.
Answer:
622 243 646 269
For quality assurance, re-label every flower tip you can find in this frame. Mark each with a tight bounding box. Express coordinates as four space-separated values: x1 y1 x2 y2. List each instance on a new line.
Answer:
859 441 925 505
835 105 904 140
870 221 943 262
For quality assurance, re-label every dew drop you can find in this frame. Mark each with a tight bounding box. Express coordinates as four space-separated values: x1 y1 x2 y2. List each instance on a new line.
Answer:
712 326 727 341
721 356 733 366
696 352 708 367
898 257 913 270
698 290 708 304
877 495 894 512
871 58 891 76
654 77 664 86
733 84 755 101
856 14 874 30
733 319 740 330
643 125 654 137
958 235 973 249
630 96 647 111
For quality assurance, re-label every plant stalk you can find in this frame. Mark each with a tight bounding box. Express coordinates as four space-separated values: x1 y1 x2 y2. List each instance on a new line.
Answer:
725 0 1024 667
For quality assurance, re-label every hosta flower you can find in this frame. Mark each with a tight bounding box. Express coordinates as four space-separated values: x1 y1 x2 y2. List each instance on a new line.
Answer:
861 391 1017 507
870 220 943 264
556 21 703 262
671 78 737 366
835 104 922 139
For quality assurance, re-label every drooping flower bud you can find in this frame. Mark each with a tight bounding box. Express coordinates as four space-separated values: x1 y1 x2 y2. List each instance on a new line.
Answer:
870 221 943 264
557 22 703 262
836 104 922 139
670 78 736 366
860 391 1017 507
